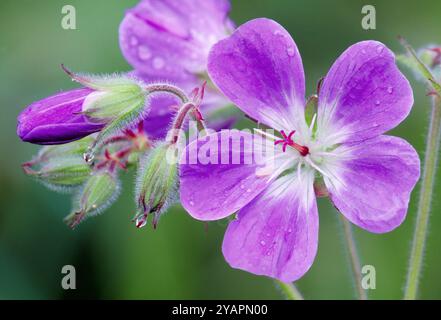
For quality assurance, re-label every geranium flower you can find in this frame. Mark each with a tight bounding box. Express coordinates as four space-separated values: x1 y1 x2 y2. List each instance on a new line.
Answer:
179 18 420 282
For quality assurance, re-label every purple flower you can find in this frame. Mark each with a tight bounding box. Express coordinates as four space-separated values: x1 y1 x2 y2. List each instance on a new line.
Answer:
119 0 237 137
179 18 421 282
17 88 105 145
119 0 234 81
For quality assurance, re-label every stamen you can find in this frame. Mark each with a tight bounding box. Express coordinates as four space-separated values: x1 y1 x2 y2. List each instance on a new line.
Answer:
274 130 309 156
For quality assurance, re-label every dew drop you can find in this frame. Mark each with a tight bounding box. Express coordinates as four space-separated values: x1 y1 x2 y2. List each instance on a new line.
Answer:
138 45 151 61
287 228 292 234
246 188 252 193
376 45 384 54
387 86 393 94
189 201 194 206
240 184 245 190
273 30 283 36
136 217 148 228
153 57 165 70
375 100 380 106
286 46 296 57
260 240 266 246
130 36 138 46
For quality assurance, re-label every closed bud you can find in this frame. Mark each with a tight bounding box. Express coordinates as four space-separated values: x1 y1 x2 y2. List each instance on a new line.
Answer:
64 171 120 229
134 143 178 229
17 88 104 145
22 137 94 192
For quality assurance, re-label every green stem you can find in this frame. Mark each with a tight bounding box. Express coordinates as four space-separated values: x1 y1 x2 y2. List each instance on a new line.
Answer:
340 215 367 300
275 280 304 300
404 95 441 300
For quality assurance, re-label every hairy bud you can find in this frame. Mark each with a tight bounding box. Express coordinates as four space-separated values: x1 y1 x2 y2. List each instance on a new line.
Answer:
134 143 178 228
65 171 120 229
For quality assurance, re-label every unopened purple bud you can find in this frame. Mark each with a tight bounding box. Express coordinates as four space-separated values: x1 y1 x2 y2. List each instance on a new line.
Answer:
17 88 105 145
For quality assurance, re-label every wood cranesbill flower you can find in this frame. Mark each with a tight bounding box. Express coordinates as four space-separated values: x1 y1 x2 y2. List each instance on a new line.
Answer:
179 18 421 282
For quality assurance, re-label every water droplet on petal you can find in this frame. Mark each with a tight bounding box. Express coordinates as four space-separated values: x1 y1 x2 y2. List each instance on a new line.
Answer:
375 100 381 106
138 45 151 61
240 184 245 190
153 57 165 70
130 36 138 46
387 86 393 94
260 240 266 246
286 46 296 57
273 30 283 36
376 45 384 54
246 188 252 193
287 228 292 234
189 201 194 206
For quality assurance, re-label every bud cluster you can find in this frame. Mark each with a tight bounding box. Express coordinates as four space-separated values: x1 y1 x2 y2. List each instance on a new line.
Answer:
19 69 210 229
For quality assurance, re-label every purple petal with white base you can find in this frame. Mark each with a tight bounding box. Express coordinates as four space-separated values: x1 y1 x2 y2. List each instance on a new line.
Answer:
208 18 305 131
325 135 420 233
180 131 275 221
317 41 413 144
119 0 233 79
17 88 105 145
223 171 318 282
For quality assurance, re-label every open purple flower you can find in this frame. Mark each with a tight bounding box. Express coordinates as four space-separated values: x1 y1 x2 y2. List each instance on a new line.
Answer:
179 18 421 282
119 0 237 136
17 88 105 145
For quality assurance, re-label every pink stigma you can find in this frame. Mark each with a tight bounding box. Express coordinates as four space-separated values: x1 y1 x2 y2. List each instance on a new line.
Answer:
274 130 309 156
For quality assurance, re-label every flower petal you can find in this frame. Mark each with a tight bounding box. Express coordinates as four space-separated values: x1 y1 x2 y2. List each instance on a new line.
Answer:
317 41 413 144
179 131 279 221
119 0 233 79
222 170 318 282
207 18 306 131
324 135 420 233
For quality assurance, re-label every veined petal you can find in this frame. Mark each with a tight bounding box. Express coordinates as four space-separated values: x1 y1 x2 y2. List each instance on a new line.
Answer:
317 41 413 144
119 0 233 79
179 131 286 221
222 170 318 282
208 18 306 131
324 135 420 233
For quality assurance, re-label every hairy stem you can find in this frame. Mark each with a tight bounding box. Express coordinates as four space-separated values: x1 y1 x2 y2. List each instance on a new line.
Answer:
145 83 189 103
275 280 304 300
405 95 441 299
340 215 367 300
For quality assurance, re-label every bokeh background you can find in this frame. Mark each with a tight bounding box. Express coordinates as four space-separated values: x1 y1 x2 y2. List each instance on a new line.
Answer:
0 0 440 299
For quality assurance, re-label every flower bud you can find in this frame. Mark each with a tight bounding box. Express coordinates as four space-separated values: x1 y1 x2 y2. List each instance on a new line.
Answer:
17 66 149 149
64 171 120 229
134 143 178 228
23 137 94 192
17 88 105 145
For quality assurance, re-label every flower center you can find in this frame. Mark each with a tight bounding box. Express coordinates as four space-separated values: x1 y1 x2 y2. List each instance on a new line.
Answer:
274 130 309 156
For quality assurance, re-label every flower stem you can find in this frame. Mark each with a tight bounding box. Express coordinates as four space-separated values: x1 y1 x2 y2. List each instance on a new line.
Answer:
404 95 441 300
340 215 367 300
275 280 304 300
145 83 189 103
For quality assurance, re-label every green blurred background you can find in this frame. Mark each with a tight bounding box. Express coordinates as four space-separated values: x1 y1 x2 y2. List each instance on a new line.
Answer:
0 0 440 299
